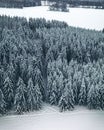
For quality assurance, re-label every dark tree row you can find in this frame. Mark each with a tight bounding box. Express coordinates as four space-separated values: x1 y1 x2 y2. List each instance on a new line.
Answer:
0 16 104 115
46 0 104 6
0 0 41 8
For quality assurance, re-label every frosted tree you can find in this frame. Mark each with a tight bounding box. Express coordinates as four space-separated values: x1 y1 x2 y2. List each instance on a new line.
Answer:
27 78 35 111
72 71 81 104
47 73 53 102
99 83 104 110
27 64 34 81
0 89 6 114
27 78 42 111
33 83 42 110
20 59 28 85
49 80 58 105
58 80 74 112
33 66 44 100
72 80 78 105
14 77 27 114
0 68 4 89
78 78 87 105
34 66 43 88
7 63 15 85
56 71 64 101
87 83 100 109
3 76 14 109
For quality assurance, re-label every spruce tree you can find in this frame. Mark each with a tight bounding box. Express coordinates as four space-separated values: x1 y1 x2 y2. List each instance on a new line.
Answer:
79 78 87 105
3 76 14 109
7 63 15 85
49 80 58 105
14 77 27 114
58 81 74 112
0 68 4 89
99 83 104 110
87 84 101 109
33 83 42 110
0 89 6 114
47 73 53 102
27 78 42 111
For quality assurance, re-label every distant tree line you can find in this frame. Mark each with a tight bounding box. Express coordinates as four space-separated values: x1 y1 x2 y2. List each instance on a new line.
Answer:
0 16 104 115
0 0 41 8
0 0 104 9
45 0 104 9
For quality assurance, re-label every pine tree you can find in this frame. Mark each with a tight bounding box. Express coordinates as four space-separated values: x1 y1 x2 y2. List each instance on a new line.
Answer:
0 89 6 114
56 71 64 101
49 80 58 105
79 78 87 105
47 73 53 102
87 83 101 109
58 81 74 112
99 83 104 110
0 68 4 89
14 77 27 114
27 78 35 111
3 76 14 109
27 78 42 111
72 71 80 104
33 83 42 110
7 63 15 85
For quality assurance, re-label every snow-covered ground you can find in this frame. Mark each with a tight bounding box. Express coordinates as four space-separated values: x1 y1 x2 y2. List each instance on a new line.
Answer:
0 6 104 30
0 105 104 130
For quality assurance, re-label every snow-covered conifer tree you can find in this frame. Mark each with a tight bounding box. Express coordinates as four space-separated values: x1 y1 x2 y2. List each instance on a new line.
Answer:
49 80 58 105
87 83 100 109
3 76 14 109
58 80 74 112
79 78 87 105
99 83 104 110
14 77 27 114
0 89 6 114
33 83 42 110
27 78 42 111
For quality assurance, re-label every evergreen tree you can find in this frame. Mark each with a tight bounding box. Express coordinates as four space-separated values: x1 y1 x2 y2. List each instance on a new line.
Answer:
27 78 42 111
99 83 104 110
0 68 4 89
33 83 42 110
58 81 74 112
0 89 6 114
7 63 15 85
49 80 58 105
47 73 53 102
56 71 64 101
79 78 87 105
3 76 14 109
87 84 101 109
14 77 27 114
72 71 82 104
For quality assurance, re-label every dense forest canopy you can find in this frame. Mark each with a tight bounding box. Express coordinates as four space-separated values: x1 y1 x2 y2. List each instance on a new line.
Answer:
0 16 104 115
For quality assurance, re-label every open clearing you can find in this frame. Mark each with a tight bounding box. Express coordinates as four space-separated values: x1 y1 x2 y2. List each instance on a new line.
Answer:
0 105 104 130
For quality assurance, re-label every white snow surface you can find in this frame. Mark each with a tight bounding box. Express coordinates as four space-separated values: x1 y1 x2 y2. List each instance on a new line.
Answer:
0 104 104 130
0 6 104 30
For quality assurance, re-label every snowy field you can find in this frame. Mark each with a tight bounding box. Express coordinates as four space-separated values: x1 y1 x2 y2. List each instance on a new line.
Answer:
0 105 104 130
0 6 104 30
